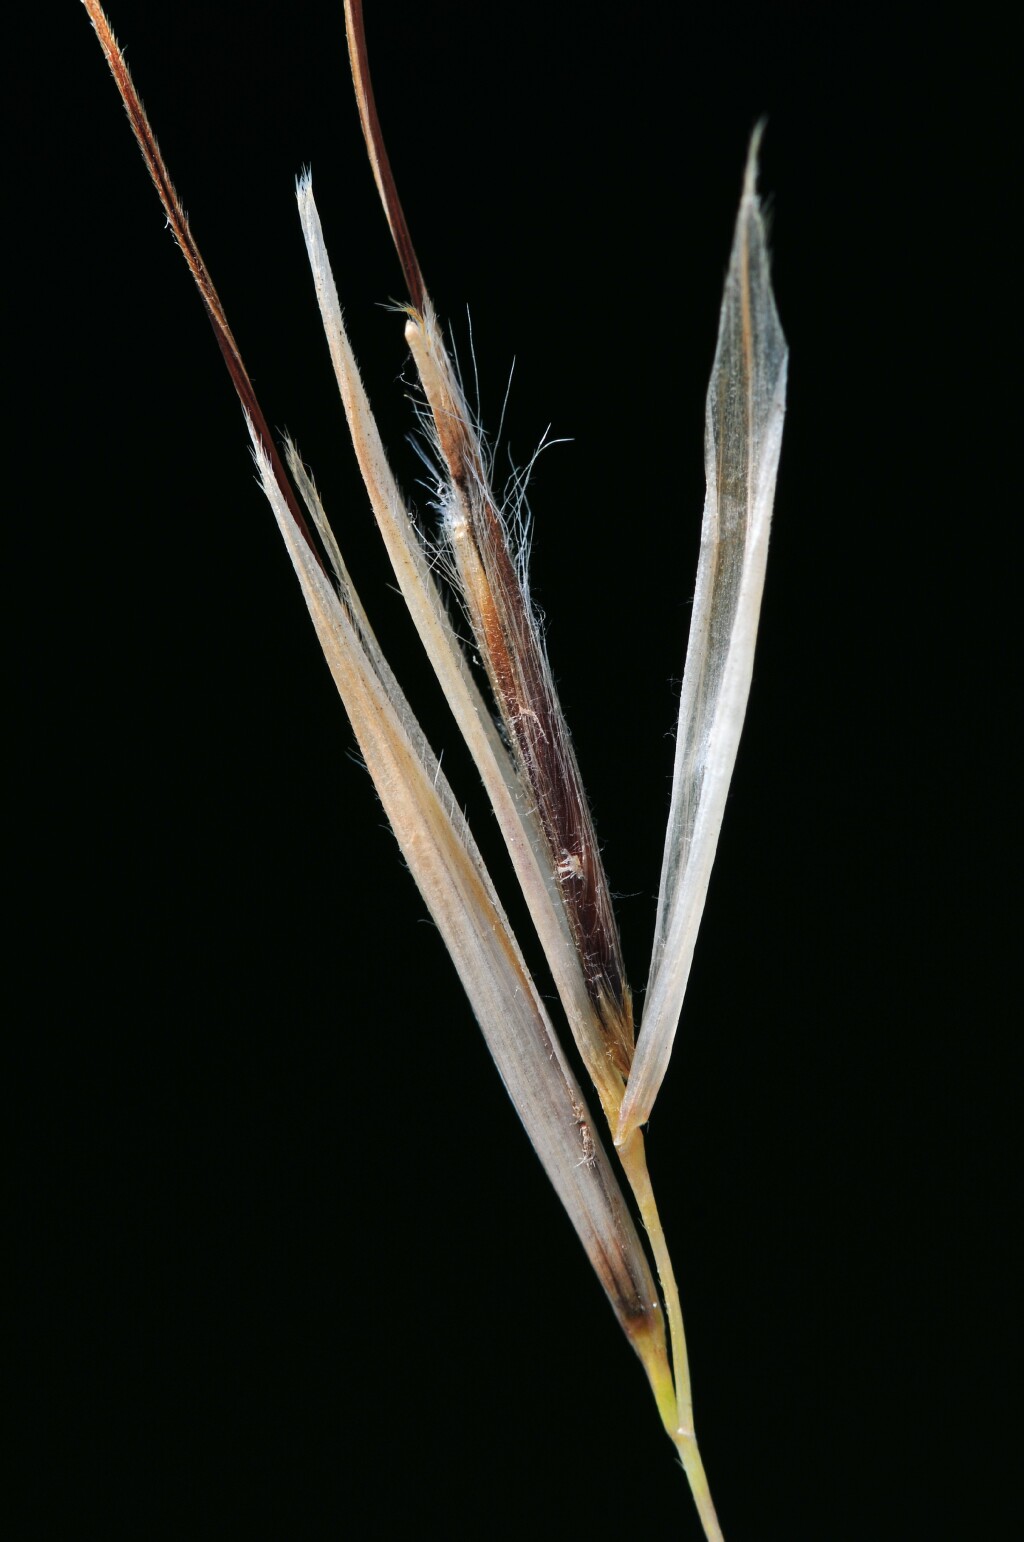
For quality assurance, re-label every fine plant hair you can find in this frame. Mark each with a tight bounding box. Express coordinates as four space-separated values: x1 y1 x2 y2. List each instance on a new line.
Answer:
81 3 787 1535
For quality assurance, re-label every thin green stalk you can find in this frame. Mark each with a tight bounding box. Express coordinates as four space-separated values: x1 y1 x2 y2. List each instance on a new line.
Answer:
618 1129 722 1538
678 1434 725 1542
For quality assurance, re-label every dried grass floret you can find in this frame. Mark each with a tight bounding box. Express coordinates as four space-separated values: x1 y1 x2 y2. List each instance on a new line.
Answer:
81 2 787 1532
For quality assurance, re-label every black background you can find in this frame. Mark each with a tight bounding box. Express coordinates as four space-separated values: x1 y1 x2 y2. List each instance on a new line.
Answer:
11 3 1011 1537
